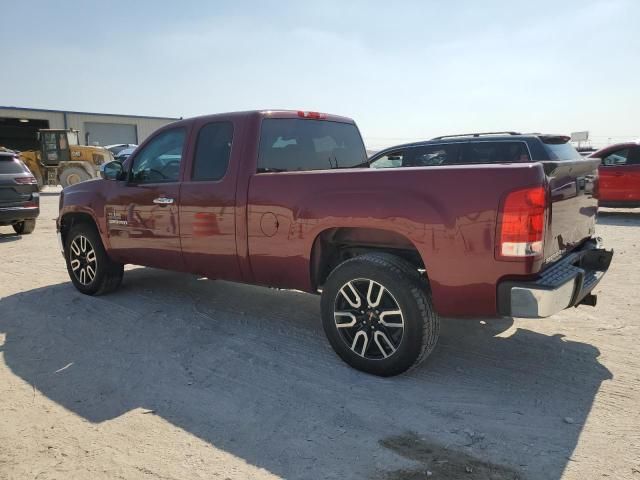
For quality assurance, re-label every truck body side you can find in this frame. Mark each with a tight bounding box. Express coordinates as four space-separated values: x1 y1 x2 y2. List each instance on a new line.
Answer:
58 111 604 318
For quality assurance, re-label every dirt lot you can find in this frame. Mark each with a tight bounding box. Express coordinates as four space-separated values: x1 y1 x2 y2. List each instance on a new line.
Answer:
1 188 639 480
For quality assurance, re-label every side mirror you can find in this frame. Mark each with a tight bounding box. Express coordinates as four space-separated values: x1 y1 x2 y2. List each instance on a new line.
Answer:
100 161 124 180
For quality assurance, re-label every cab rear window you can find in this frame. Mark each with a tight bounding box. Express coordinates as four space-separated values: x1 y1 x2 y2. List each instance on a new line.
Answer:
0 156 27 174
258 119 367 172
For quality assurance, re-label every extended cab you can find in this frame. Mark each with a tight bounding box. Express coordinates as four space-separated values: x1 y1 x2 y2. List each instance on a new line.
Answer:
57 113 612 376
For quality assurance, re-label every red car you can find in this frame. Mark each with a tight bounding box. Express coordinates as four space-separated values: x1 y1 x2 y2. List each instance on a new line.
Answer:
57 111 612 376
589 142 640 207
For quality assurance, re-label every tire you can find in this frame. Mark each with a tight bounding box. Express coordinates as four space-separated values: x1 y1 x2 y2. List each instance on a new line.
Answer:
321 253 439 377
64 222 124 295
59 167 91 188
13 219 36 235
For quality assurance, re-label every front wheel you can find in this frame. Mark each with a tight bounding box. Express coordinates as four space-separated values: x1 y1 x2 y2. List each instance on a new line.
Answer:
321 253 439 377
64 223 124 295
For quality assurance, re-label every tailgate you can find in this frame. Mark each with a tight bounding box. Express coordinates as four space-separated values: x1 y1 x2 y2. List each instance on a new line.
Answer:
542 158 599 263
0 176 33 207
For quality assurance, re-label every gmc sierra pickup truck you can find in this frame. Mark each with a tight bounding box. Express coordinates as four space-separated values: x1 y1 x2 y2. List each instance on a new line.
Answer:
57 111 612 376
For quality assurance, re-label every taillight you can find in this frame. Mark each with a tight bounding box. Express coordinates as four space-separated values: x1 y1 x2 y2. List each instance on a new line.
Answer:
297 111 327 119
497 186 547 258
14 176 37 185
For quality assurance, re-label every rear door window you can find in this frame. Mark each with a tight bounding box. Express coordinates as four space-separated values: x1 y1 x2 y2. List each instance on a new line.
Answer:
628 146 640 164
461 142 531 164
192 122 234 181
371 144 462 168
258 119 367 172
406 144 461 166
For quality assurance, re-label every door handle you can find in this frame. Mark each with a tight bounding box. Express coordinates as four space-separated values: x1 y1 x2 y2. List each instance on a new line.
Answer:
614 172 624 177
153 196 174 205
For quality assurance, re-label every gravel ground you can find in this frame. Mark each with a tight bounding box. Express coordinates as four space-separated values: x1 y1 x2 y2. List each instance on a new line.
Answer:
0 188 638 480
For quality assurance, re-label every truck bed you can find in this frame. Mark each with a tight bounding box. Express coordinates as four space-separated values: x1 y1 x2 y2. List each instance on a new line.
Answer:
247 160 598 316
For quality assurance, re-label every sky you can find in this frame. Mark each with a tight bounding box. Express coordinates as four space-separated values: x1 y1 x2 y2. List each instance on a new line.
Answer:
0 0 638 149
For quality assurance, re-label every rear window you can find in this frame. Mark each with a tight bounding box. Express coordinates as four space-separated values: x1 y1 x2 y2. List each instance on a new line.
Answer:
542 141 582 161
0 156 27 174
258 119 367 172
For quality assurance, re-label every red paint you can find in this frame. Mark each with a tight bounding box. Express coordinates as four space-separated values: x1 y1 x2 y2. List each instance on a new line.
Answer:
58 110 599 317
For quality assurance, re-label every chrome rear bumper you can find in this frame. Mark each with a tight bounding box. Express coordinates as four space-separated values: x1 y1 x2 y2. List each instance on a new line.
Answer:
497 239 613 318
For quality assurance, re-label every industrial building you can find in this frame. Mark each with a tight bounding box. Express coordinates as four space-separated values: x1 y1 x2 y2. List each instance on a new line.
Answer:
0 106 178 151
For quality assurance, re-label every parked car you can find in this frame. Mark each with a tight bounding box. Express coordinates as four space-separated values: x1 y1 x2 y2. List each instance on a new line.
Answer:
369 131 584 167
588 142 640 208
57 113 612 376
114 146 136 162
105 143 137 156
0 151 39 234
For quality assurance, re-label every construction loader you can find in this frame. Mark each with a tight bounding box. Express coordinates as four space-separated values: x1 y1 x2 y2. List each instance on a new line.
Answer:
13 129 113 188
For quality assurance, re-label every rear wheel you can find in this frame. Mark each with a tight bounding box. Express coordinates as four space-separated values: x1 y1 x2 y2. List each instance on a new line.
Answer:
64 223 124 295
321 253 439 376
13 219 36 235
59 167 91 187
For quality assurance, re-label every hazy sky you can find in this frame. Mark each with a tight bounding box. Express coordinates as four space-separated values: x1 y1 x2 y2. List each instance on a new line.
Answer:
1 0 638 148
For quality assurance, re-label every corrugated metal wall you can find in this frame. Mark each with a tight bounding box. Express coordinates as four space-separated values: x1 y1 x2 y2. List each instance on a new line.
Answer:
66 113 175 144
0 108 65 129
0 107 176 146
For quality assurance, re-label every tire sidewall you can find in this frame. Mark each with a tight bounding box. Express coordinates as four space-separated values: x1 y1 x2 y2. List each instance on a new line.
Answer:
13 219 35 235
321 258 426 376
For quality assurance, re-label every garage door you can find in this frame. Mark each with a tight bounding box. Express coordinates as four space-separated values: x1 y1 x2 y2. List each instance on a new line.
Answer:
84 122 137 146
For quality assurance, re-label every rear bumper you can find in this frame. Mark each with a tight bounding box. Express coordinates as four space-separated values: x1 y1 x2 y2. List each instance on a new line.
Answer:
0 206 39 225
497 238 613 318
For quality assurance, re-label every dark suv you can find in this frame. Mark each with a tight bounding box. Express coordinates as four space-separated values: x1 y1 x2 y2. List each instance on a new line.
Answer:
368 131 585 168
0 151 39 234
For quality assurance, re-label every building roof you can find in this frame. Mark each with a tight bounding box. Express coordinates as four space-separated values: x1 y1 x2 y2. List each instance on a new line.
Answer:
0 105 179 121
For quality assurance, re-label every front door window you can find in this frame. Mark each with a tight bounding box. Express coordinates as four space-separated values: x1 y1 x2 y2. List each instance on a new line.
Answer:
130 128 186 183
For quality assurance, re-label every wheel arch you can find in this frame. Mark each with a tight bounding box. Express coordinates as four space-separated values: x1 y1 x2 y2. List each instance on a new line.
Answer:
310 227 428 291
59 211 100 247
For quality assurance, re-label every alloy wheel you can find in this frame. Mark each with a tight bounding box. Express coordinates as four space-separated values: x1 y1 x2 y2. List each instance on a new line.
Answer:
333 278 404 360
69 235 98 285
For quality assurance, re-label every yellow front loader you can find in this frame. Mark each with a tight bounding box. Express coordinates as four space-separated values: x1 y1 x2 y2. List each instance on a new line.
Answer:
16 129 113 188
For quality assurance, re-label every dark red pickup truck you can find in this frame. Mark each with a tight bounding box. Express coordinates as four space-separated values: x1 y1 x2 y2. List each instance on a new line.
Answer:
57 111 612 376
